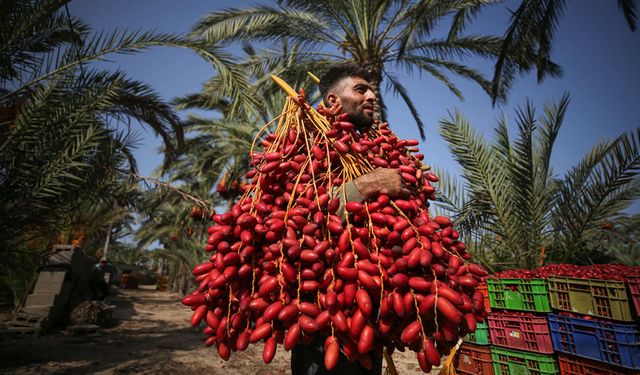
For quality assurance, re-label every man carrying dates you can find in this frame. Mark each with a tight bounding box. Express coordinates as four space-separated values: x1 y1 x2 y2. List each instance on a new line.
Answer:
291 63 417 375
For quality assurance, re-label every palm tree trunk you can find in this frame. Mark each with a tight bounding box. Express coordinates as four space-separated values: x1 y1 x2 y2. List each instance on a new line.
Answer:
103 222 113 258
227 198 234 212
181 274 189 295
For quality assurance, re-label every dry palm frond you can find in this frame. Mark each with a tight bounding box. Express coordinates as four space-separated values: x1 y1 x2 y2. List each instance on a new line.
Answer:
439 338 462 375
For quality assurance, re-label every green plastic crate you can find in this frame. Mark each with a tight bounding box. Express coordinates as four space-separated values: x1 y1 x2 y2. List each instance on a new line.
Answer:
487 278 551 312
491 347 559 375
547 276 633 321
464 321 490 345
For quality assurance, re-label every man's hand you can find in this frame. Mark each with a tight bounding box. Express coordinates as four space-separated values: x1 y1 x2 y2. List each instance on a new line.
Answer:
353 168 412 200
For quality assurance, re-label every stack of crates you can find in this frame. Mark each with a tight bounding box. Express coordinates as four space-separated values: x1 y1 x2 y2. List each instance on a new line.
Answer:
455 271 640 374
485 278 558 375
455 284 494 375
456 278 558 375
546 274 640 374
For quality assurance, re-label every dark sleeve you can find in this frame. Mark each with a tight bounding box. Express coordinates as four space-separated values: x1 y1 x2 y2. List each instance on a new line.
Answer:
291 335 383 375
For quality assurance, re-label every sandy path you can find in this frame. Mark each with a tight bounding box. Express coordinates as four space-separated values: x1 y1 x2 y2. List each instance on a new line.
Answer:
0 286 439 374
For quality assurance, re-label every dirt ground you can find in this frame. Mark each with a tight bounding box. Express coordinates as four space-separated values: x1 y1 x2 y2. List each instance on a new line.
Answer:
0 285 441 374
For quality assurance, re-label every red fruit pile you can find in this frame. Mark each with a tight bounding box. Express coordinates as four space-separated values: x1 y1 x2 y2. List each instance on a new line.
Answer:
182 95 487 372
495 264 640 281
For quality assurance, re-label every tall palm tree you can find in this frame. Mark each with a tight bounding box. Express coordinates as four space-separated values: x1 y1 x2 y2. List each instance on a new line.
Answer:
190 0 541 139
135 46 315 290
171 43 316 208
0 0 246 302
0 0 254 243
435 94 640 269
168 116 257 208
582 214 640 266
490 0 637 103
135 180 218 294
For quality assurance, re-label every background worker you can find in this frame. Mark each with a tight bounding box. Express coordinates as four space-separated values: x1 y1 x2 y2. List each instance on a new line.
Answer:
89 257 110 301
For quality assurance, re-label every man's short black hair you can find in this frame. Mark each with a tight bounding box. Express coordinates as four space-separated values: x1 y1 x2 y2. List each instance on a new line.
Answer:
319 62 372 101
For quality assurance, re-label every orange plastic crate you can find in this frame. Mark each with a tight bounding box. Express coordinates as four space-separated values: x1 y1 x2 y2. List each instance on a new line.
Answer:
477 283 491 313
558 353 637 375
455 343 495 375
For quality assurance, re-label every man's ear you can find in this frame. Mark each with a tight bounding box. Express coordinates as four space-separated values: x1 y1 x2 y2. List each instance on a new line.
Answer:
327 93 339 107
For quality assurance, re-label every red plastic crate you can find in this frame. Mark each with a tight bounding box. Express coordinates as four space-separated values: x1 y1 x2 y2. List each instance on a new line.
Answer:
455 343 495 375
477 284 491 313
487 312 554 354
558 353 637 375
626 274 640 317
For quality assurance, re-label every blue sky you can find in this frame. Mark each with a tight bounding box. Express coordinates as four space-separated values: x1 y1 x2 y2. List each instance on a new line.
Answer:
69 0 640 213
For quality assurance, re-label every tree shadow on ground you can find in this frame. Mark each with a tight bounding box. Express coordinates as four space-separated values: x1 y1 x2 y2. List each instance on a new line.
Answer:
0 287 298 375
0 321 207 374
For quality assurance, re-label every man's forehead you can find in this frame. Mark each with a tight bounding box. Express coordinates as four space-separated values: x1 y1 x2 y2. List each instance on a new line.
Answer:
345 76 370 86
333 76 372 92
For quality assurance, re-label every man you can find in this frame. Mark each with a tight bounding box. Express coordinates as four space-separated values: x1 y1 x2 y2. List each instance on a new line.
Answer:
291 63 413 374
322 63 412 208
89 257 110 301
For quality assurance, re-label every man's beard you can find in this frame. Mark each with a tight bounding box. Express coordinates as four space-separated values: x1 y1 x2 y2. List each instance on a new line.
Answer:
344 104 374 131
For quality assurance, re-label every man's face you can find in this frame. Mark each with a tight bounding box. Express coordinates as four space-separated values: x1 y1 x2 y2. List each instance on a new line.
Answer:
327 76 376 130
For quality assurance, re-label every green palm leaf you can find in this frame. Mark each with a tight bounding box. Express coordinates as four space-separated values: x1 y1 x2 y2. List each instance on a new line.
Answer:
190 0 525 139
440 93 640 268
552 128 640 261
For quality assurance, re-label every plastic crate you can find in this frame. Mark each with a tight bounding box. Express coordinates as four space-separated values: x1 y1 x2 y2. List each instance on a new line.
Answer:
487 278 551 312
488 312 554 354
547 276 633 321
491 347 559 375
477 283 491 313
455 343 495 375
548 314 640 370
557 353 637 375
464 321 490 345
626 274 640 317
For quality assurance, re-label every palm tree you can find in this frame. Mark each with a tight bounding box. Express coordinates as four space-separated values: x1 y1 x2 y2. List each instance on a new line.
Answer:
167 116 257 209
1 1 180 247
434 94 640 269
135 46 316 290
135 179 219 294
0 0 245 303
171 43 317 209
490 0 637 103
67 181 141 257
190 0 541 139
583 214 640 266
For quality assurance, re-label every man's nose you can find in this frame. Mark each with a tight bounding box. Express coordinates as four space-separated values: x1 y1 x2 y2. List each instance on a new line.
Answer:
365 89 376 102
